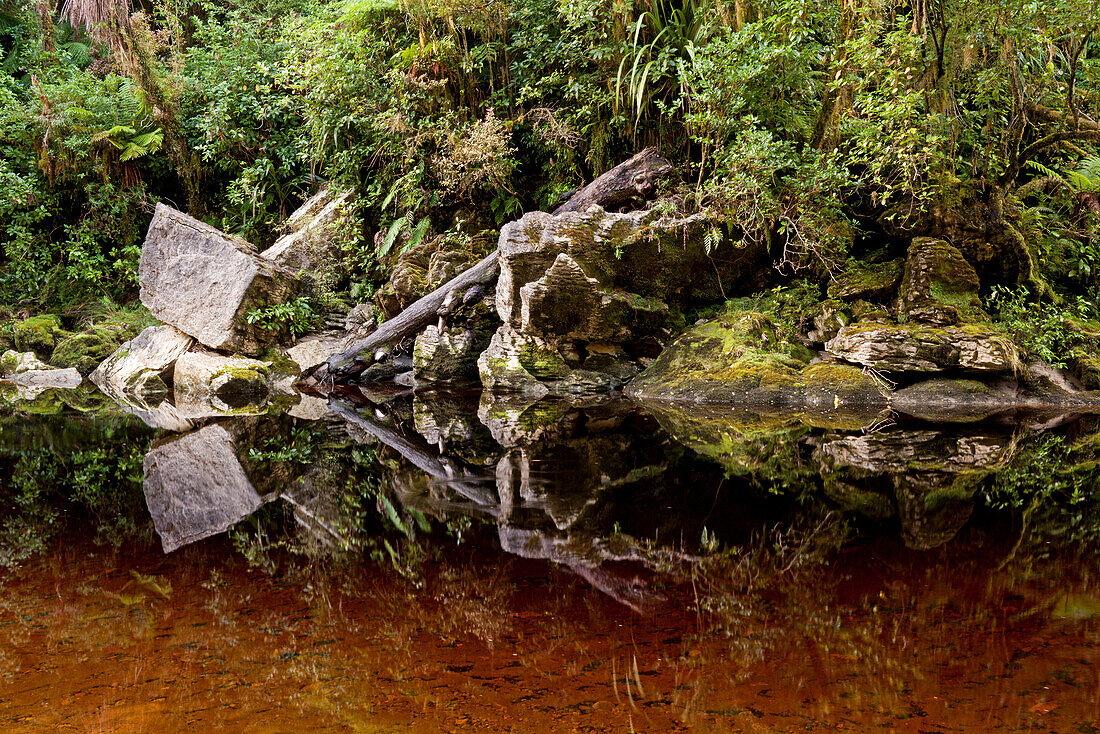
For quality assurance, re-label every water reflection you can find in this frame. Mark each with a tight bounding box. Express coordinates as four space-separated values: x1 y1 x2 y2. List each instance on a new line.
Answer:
4 388 1100 729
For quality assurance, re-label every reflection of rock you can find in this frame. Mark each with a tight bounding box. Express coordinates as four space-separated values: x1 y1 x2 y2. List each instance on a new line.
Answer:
143 424 267 552
894 471 979 550
139 204 300 355
92 325 193 396
477 392 581 448
497 525 664 613
815 429 1011 549
818 430 1014 474
0 353 81 399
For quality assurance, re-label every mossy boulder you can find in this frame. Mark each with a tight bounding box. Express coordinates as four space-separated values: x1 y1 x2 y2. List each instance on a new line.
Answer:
172 350 270 402
625 311 809 405
802 362 888 411
51 328 127 374
827 258 904 301
13 314 66 360
896 237 986 325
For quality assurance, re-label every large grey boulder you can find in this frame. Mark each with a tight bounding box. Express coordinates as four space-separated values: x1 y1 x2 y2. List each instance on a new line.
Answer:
139 204 301 355
260 188 356 276
92 324 194 395
143 424 265 552
825 323 1020 372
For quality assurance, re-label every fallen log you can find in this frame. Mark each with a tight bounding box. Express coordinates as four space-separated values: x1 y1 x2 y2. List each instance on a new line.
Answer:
320 147 674 380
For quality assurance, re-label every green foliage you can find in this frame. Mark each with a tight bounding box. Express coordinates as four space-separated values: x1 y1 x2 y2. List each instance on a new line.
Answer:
986 285 1100 367
245 295 320 338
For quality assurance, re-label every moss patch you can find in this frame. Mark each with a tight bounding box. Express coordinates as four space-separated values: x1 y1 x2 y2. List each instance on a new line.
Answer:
13 314 66 360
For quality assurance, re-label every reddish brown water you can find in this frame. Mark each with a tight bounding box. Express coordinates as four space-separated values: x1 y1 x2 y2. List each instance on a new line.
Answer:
3 529 1099 733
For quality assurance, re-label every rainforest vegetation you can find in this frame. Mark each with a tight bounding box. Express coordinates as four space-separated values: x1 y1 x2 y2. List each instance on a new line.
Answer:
0 0 1098 349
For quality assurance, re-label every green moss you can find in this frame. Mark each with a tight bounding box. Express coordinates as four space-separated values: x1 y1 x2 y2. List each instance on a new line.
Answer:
827 258 904 301
51 328 124 373
13 315 66 360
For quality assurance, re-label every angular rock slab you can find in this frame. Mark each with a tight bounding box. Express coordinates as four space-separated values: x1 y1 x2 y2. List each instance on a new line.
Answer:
518 253 668 342
413 322 494 385
92 324 194 395
260 188 356 275
139 204 300 355
825 324 1020 372
496 208 753 325
143 424 263 552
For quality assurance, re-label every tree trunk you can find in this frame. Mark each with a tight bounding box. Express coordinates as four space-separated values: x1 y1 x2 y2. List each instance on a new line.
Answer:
315 148 676 381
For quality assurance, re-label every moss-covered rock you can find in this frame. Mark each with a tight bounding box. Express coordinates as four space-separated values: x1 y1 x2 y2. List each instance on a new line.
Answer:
13 314 66 360
626 311 810 405
827 258 904 301
51 328 126 374
896 237 986 325
802 362 888 411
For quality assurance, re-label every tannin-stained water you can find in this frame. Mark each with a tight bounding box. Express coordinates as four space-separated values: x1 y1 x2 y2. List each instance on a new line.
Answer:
2 388 1100 732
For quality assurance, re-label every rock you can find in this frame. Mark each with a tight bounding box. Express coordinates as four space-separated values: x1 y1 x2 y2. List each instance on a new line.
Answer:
139 203 301 355
896 237 985 325
625 311 808 405
344 302 378 331
286 331 362 372
287 394 332 421
890 378 1015 422
826 259 904 301
476 325 569 396
517 253 669 341
414 322 494 385
496 208 760 321
13 314 65 360
825 324 1021 372
1 349 49 375
800 299 851 347
143 424 266 552
894 472 978 550
92 325 194 395
172 350 270 401
4 366 82 390
51 326 133 374
802 362 888 411
260 188 356 277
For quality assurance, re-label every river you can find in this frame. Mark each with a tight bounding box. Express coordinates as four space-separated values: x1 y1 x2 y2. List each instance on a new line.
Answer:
2 385 1099 731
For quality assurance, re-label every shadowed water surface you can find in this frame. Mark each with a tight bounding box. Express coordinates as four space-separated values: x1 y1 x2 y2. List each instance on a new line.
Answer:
3 387 1100 731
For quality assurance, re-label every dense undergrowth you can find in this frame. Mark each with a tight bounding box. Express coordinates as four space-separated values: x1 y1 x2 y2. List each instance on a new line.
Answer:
0 0 1098 341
